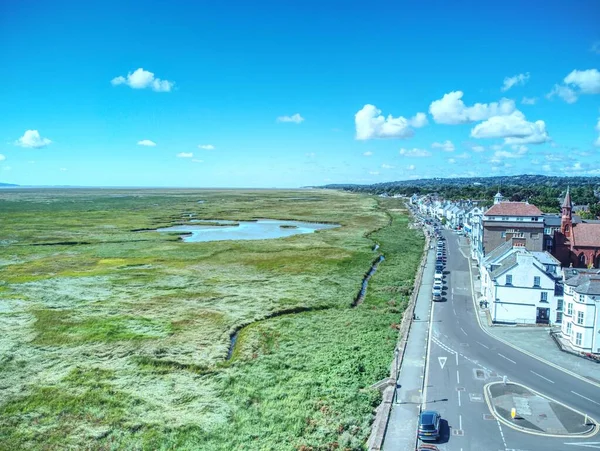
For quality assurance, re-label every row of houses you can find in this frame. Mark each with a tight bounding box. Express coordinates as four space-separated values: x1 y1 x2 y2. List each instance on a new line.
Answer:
410 190 600 356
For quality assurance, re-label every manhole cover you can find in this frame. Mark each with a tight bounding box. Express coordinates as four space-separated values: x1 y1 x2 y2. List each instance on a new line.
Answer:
483 414 495 420
456 387 465 391
474 369 486 380
452 429 464 436
469 393 484 402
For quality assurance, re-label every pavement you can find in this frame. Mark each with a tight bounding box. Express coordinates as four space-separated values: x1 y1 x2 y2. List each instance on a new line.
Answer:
382 225 600 451
466 246 600 387
485 382 595 436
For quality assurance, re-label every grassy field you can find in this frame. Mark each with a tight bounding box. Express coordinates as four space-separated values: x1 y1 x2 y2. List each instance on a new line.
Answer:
0 189 424 450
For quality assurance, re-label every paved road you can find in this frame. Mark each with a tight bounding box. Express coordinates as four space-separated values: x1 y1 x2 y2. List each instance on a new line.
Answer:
422 230 600 450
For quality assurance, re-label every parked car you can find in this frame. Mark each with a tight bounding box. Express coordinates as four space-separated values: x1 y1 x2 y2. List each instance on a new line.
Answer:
418 410 441 441
432 287 442 301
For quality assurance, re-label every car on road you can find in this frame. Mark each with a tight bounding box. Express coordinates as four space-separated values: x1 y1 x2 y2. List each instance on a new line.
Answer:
418 410 441 441
432 286 442 301
434 272 443 282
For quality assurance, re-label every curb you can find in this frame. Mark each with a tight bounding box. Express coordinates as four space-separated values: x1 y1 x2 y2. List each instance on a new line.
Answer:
367 215 431 451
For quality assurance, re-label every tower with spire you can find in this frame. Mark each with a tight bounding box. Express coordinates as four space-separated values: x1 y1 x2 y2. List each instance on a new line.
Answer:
561 186 572 239
493 190 504 205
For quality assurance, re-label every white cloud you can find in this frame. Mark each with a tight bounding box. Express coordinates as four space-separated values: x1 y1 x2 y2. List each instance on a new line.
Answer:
592 42 600 54
137 139 156 147
431 140 455 152
369 171 380 175
15 130 52 148
399 148 431 157
177 152 193 158
542 164 552 172
276 113 304 124
355 104 427 140
111 68 174 92
192 159 204 163
429 91 515 125
3 166 12 171
448 158 456 164
470 111 550 144
456 152 470 159
471 145 486 152
198 144 215 150
546 84 578 103
407 164 416 170
363 151 373 156
564 69 600 94
305 152 316 158
595 118 600 147
501 72 530 92
59 167 67 171
511 144 528 153
0 154 5 161
381 164 395 169
521 97 537 105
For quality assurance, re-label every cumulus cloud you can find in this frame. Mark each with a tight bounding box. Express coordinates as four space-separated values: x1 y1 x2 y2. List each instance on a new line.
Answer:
177 152 193 158
0 154 5 161
470 111 550 145
564 69 600 94
198 144 215 150
15 130 52 148
355 104 427 140
546 84 577 103
595 118 600 147
399 148 431 157
363 151 373 156
59 167 67 172
431 140 455 152
137 139 156 147
192 159 204 163
111 68 174 92
276 113 304 123
381 164 395 169
521 97 537 105
448 158 456 164
471 145 486 152
429 91 515 124
369 171 380 175
501 72 530 92
407 164 416 170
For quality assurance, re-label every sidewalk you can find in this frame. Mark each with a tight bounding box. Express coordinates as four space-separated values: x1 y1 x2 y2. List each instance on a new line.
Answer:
461 239 600 386
382 245 435 450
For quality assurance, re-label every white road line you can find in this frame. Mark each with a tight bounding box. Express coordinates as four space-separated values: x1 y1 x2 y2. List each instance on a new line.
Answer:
460 327 467 336
496 420 507 449
422 300 436 408
458 389 462 407
459 414 463 430
456 370 460 384
531 370 555 384
453 308 457 316
497 353 516 364
455 352 459 365
477 341 490 349
571 391 600 406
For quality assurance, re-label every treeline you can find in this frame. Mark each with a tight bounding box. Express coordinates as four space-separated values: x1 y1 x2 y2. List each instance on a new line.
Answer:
321 175 600 215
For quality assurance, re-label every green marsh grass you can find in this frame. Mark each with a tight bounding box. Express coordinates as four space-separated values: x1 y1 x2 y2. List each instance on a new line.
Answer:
0 189 423 450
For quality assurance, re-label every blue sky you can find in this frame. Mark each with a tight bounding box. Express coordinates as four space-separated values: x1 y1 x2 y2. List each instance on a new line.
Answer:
1 0 599 187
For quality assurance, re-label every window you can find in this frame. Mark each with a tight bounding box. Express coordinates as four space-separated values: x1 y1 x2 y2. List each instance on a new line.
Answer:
544 228 551 235
577 311 584 325
531 217 539 221
501 232 506 238
567 302 573 316
575 332 582 347
556 312 563 323
502 216 509 221
534 276 541 288
557 299 563 311
566 322 572 335
516 217 523 221
505 275 512 286
540 292 548 303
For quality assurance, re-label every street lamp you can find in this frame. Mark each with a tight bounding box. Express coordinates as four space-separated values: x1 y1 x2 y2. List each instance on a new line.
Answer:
393 347 400 403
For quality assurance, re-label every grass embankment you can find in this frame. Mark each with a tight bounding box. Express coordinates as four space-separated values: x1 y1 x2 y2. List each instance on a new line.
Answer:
0 190 423 450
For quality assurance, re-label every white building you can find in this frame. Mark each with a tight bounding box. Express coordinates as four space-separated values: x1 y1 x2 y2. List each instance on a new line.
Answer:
560 269 600 355
480 240 562 325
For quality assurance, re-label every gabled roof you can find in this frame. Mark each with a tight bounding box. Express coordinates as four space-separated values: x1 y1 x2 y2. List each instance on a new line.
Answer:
531 251 560 266
564 272 600 295
490 253 519 279
484 239 515 264
484 202 542 217
572 222 600 247
542 214 561 227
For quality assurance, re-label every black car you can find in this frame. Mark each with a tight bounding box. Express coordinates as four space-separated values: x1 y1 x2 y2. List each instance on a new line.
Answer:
418 410 441 441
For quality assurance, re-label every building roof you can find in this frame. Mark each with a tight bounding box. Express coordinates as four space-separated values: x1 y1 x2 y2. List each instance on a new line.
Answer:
484 202 542 217
562 188 572 209
531 251 560 266
572 222 600 247
490 253 519 279
484 239 514 264
564 270 600 295
542 214 562 227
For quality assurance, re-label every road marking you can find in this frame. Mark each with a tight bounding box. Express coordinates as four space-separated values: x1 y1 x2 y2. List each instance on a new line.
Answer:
458 389 462 407
457 370 460 384
477 341 490 349
453 308 457 316
459 414 463 430
496 420 507 449
563 442 600 448
455 352 459 365
439 356 447 369
531 370 554 384
572 391 600 407
497 353 516 364
422 298 436 408
460 327 467 336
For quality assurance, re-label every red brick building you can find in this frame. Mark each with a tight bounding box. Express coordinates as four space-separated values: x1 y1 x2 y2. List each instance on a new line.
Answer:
554 189 600 268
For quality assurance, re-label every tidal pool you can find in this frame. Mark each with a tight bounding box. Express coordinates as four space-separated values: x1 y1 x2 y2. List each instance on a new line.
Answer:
157 219 339 242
